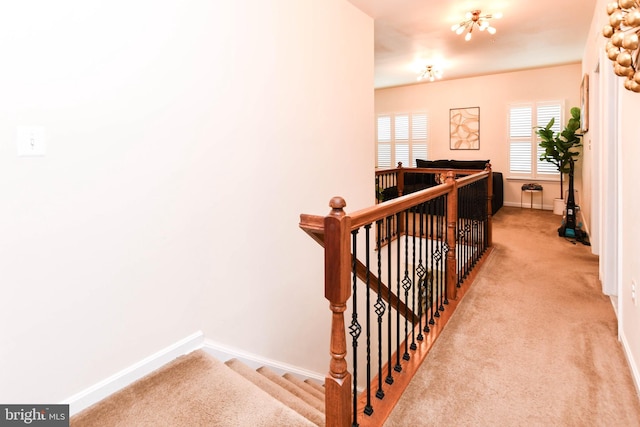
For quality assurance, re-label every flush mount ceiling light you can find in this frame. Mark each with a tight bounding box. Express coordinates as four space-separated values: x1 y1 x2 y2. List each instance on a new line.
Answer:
451 10 502 41
603 0 640 92
417 65 443 82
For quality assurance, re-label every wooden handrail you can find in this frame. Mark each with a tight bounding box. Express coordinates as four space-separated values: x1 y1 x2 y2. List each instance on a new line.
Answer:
349 182 453 230
300 217 420 325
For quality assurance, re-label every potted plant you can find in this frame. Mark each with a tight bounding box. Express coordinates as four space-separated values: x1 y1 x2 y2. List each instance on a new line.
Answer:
535 106 582 214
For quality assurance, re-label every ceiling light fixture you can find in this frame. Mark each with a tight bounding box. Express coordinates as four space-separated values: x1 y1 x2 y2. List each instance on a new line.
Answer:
417 65 443 82
451 10 502 41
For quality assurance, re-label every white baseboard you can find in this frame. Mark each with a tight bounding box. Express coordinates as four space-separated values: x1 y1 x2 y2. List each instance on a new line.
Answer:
62 331 205 416
202 338 325 383
620 329 640 398
503 201 551 211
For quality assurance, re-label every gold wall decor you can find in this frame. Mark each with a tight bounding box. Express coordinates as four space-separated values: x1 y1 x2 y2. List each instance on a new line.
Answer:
450 107 480 150
603 0 640 93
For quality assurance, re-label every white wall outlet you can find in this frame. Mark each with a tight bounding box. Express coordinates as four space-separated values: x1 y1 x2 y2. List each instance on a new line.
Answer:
632 279 637 307
17 125 46 156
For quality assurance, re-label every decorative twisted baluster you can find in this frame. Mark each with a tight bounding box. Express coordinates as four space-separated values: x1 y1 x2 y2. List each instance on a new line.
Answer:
363 224 373 416
350 230 361 427
416 202 426 342
385 215 395 385
402 210 412 362
410 212 417 352
375 220 386 400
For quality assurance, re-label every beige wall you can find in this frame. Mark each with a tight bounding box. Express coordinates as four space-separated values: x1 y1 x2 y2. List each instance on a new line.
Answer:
375 64 583 212
0 0 373 404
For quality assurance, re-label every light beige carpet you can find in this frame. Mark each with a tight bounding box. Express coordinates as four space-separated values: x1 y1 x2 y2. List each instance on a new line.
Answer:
71 207 640 427
70 350 315 426
385 207 640 426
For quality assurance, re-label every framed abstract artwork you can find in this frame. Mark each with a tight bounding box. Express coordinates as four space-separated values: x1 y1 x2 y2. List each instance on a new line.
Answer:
450 107 480 150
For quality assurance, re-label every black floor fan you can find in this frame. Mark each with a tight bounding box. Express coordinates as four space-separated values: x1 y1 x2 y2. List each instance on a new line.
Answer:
558 158 589 245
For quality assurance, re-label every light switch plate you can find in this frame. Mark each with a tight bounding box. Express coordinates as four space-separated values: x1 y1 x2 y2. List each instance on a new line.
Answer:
17 125 46 156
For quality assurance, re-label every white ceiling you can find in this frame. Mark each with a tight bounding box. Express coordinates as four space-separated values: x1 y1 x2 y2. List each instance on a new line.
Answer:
347 0 599 88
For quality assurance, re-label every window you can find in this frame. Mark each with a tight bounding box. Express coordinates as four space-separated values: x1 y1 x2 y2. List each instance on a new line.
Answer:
377 112 428 168
508 102 563 178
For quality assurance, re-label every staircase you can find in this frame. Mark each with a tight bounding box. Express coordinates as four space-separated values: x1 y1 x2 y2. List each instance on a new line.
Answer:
70 350 326 427
224 358 325 426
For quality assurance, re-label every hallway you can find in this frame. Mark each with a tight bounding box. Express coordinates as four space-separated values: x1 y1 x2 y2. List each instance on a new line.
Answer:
384 207 640 426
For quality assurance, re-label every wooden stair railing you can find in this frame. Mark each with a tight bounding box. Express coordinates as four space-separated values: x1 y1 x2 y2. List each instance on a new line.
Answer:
300 168 494 427
296 223 420 325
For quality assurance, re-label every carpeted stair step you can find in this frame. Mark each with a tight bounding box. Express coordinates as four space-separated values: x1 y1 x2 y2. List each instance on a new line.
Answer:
304 378 325 395
283 372 326 402
225 359 325 426
257 366 324 413
70 350 316 427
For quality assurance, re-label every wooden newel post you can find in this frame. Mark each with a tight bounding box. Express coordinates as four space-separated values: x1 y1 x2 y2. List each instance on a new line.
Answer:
485 163 494 247
445 172 458 302
324 196 352 427
396 161 405 196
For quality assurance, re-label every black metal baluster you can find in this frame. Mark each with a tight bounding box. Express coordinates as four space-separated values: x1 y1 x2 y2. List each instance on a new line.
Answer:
423 200 431 333
364 225 373 416
475 181 481 265
416 202 425 342
394 212 402 373
442 195 449 307
458 183 476 284
463 186 469 281
457 187 461 283
350 230 362 427
386 216 394 385
433 197 442 318
428 199 436 326
375 220 386 400
410 209 417 351
402 210 411 361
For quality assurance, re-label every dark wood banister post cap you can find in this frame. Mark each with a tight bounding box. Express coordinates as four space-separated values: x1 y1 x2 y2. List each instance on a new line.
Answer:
329 197 346 216
445 170 456 184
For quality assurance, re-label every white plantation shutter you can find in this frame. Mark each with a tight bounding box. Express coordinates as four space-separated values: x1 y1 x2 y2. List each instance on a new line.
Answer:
395 114 410 167
378 145 391 168
509 106 532 174
395 115 409 140
510 107 532 137
377 115 392 168
508 102 563 178
395 144 409 167
377 112 430 169
510 142 532 173
411 113 428 166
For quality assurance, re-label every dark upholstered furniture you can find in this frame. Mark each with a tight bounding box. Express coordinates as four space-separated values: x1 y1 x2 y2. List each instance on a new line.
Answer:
380 159 503 214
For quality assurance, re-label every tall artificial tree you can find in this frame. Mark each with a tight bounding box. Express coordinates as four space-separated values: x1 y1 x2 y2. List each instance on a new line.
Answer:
536 107 582 199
